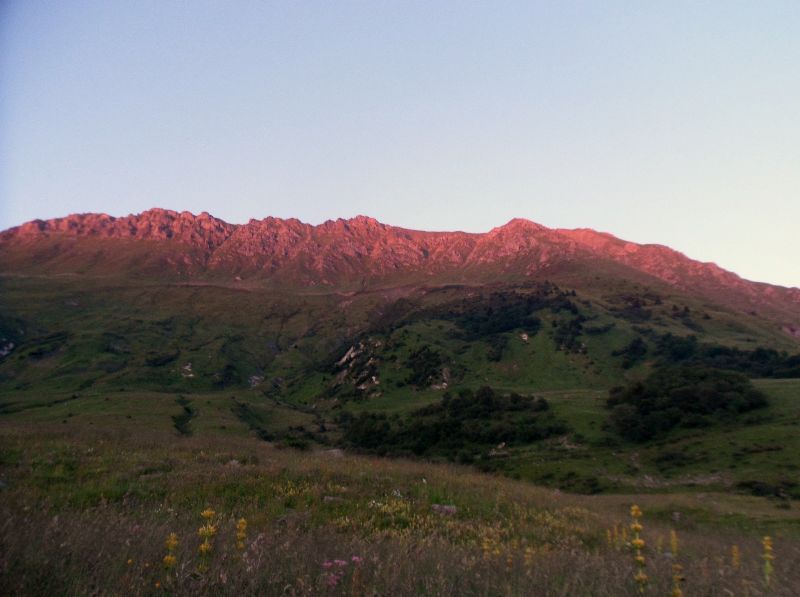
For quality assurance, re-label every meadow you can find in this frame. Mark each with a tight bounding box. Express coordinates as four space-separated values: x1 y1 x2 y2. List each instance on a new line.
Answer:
2 275 800 594
2 395 800 596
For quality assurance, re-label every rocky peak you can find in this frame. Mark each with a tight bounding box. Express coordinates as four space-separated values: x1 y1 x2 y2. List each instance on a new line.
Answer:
1 209 798 320
495 218 548 233
2 208 235 249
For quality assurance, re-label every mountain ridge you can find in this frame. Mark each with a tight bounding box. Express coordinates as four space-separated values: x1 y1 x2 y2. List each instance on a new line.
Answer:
2 208 799 330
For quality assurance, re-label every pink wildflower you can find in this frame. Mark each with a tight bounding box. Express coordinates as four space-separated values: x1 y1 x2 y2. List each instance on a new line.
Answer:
325 573 340 587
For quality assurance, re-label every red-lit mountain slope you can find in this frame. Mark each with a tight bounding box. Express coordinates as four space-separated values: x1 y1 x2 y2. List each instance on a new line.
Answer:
1 208 798 332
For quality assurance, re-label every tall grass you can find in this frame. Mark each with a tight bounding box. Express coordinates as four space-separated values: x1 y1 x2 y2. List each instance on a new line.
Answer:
1 423 799 595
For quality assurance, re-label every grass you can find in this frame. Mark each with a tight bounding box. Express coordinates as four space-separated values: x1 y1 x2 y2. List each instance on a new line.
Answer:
2 273 795 401
495 379 800 496
3 419 800 595
2 377 800 496
2 273 800 593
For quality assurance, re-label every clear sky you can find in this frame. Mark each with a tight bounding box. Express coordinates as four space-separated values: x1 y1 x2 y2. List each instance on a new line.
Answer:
1 1 798 287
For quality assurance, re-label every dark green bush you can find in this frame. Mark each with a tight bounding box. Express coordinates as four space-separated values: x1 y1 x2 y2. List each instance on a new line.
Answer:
654 333 800 377
607 366 768 441
612 337 647 368
343 386 565 458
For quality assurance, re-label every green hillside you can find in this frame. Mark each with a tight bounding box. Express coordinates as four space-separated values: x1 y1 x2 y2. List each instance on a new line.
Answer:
2 272 799 495
3 272 800 594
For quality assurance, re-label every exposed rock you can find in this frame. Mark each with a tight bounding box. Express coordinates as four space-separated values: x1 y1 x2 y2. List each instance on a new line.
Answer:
336 345 361 367
1 209 798 321
0 340 15 358
330 341 381 396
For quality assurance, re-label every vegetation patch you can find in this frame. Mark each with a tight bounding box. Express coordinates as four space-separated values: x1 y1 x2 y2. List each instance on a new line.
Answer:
342 386 566 461
611 337 648 369
231 400 275 441
171 397 196 435
403 345 444 387
607 366 768 442
652 332 800 377
145 350 179 367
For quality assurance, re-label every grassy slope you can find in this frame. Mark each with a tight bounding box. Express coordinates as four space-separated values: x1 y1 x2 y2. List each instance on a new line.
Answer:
2 271 800 593
2 416 800 595
502 378 800 495
2 273 799 494
4 378 798 496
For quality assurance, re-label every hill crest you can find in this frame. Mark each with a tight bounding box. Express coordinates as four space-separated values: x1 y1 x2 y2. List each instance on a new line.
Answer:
2 209 799 327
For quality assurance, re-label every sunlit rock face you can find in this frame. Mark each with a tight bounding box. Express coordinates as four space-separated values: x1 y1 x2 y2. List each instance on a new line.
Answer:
2 209 799 322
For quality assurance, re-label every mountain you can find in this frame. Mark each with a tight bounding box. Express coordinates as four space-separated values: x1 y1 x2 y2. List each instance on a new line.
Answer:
2 208 799 326
3 208 800 498
2 207 799 397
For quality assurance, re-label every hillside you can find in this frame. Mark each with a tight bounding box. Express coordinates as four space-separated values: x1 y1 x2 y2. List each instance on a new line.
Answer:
3 209 800 593
2 209 800 494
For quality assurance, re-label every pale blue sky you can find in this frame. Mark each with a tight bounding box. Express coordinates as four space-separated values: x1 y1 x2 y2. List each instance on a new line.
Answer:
1 1 798 286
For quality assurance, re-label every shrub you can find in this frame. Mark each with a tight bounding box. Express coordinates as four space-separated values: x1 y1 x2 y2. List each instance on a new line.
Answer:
607 366 768 441
611 337 648 369
343 387 566 458
404 345 443 387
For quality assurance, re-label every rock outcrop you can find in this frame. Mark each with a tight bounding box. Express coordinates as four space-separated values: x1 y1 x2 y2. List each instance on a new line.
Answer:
2 208 798 321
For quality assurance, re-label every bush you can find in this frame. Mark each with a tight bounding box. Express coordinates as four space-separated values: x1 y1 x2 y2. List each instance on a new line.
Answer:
343 387 566 458
485 334 508 362
416 287 574 341
611 337 647 369
404 345 443 387
654 333 800 377
607 366 768 441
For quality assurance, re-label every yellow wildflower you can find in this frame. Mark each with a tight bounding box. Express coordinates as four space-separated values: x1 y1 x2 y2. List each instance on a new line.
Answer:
762 536 774 586
731 544 741 569
630 504 647 594
235 517 247 550
669 530 683 595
